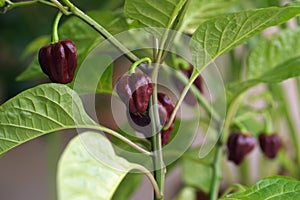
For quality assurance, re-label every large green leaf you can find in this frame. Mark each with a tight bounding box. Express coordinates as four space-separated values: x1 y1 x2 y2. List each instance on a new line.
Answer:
221 176 300 199
125 0 187 28
190 6 300 71
180 0 236 32
58 131 144 200
124 0 189 39
227 56 300 103
247 28 300 79
0 83 97 155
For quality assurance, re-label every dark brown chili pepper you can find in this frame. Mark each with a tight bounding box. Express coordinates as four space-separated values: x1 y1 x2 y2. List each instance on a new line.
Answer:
259 133 282 159
116 72 153 114
38 39 77 84
227 132 256 165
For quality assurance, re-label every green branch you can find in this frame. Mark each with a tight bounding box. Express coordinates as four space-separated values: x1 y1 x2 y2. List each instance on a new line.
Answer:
60 0 139 63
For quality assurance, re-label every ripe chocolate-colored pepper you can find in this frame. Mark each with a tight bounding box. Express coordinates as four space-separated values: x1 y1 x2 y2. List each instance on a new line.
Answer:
227 132 256 165
127 110 151 137
38 39 77 84
126 92 175 145
259 133 282 159
158 93 175 145
116 72 153 114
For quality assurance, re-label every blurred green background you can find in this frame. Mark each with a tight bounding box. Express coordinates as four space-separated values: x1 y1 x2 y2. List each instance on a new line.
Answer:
0 0 288 199
0 1 124 200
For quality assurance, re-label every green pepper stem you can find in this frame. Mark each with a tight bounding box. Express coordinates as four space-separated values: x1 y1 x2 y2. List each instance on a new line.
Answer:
209 137 223 200
263 111 273 133
163 70 200 130
129 57 152 74
51 11 63 43
134 165 162 199
2 0 60 13
60 0 139 63
95 125 153 156
149 96 165 200
50 0 70 15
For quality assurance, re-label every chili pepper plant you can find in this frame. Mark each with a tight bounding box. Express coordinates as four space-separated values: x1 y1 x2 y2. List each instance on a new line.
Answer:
1 0 300 199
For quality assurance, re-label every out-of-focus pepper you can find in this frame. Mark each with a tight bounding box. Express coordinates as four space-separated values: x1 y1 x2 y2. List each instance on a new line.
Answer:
227 132 256 165
158 93 175 145
38 39 77 84
259 133 282 159
173 64 203 105
116 72 153 114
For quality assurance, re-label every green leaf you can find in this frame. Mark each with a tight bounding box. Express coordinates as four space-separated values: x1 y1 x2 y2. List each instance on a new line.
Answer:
97 61 113 94
112 173 142 200
70 55 114 94
180 0 236 32
21 35 50 59
190 6 300 71
125 0 187 28
175 187 197 200
16 57 47 81
247 28 300 80
124 0 188 37
221 176 300 200
0 0 5 7
0 83 97 155
259 57 300 83
16 36 50 81
58 131 144 200
227 57 300 103
181 148 214 194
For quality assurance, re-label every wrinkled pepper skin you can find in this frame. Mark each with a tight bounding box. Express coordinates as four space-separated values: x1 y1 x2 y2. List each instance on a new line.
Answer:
38 39 77 84
127 110 152 137
259 133 282 159
116 72 153 114
126 92 175 145
227 132 256 165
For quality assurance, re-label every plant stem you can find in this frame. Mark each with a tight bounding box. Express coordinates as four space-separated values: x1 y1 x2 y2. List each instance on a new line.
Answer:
129 57 152 74
296 78 300 101
49 0 70 15
134 165 162 199
96 125 153 156
239 158 251 186
51 11 63 43
164 71 202 130
209 137 223 200
2 0 59 13
209 96 242 200
269 84 300 175
150 131 164 200
150 61 165 199
61 0 139 63
173 68 221 122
